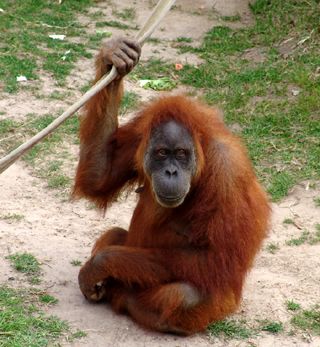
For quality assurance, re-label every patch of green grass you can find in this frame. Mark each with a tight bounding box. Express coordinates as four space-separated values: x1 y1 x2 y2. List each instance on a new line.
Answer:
249 0 320 45
221 15 241 22
7 253 41 275
47 174 71 189
180 26 252 56
286 300 301 311
176 37 193 43
88 31 112 48
80 80 93 93
266 242 279 254
43 43 92 84
0 119 19 135
63 115 80 135
291 306 320 335
120 91 140 115
7 253 42 285
0 213 24 223
29 114 57 132
0 56 38 93
70 259 82 267
30 277 42 285
266 173 295 202
0 286 69 346
89 10 104 20
314 197 320 207
0 0 93 92
95 20 130 30
68 330 87 341
283 218 294 225
286 230 310 246
47 160 63 173
113 7 136 21
132 58 172 80
40 294 58 305
286 228 320 246
208 319 253 339
49 90 71 100
259 320 283 334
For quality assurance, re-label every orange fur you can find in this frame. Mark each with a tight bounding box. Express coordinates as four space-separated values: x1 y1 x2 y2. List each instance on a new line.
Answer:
74 52 271 335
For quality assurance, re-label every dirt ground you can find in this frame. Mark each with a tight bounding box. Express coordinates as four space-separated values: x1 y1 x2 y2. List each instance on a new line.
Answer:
0 1 320 346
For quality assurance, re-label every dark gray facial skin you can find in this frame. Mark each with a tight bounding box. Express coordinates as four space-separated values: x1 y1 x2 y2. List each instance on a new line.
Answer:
143 120 197 208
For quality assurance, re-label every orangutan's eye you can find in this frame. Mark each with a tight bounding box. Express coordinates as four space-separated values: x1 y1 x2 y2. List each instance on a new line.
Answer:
155 148 168 158
175 149 187 159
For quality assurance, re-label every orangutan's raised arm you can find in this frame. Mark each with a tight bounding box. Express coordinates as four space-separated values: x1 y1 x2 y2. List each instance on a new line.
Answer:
73 38 141 201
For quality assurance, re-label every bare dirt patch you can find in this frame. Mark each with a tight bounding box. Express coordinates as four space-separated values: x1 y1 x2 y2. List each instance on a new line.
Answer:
1 1 319 346
242 47 267 64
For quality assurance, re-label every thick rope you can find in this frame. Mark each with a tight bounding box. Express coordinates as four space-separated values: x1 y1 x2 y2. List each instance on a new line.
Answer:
0 0 176 174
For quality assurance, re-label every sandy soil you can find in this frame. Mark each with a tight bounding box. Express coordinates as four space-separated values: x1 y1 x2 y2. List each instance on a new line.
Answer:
0 1 320 346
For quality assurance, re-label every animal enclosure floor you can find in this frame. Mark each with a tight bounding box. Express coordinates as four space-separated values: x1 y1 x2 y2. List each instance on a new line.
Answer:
0 1 319 346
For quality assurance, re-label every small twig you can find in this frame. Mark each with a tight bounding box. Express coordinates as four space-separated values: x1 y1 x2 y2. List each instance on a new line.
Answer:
0 133 19 143
292 220 303 230
281 37 294 44
288 206 303 230
40 22 71 29
72 209 82 218
297 30 314 46
270 141 280 151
